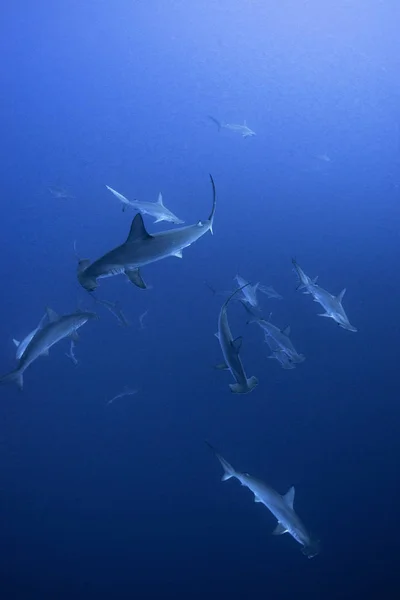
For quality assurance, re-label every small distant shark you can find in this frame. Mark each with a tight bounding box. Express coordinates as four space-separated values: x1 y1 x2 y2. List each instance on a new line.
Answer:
215 285 258 394
65 339 78 365
106 185 184 225
94 297 130 327
0 308 97 390
206 442 320 558
235 274 259 308
48 185 74 200
208 116 256 138
77 175 216 292
292 259 357 332
264 334 296 370
250 314 305 366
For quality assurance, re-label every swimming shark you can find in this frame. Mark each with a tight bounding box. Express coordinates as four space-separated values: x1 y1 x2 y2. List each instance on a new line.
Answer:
105 185 184 224
78 175 217 292
235 274 260 307
94 297 130 327
292 259 357 332
208 116 256 138
0 308 97 390
264 334 296 370
256 319 305 365
215 285 258 394
207 443 320 558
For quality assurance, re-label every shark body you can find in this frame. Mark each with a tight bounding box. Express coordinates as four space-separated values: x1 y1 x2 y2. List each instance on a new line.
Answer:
78 176 216 292
207 443 319 558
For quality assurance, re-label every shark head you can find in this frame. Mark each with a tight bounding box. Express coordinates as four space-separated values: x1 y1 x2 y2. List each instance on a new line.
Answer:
301 538 320 559
171 217 185 225
77 259 98 292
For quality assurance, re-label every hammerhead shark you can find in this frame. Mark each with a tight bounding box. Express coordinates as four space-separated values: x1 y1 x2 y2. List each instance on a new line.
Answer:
208 116 256 138
78 175 216 292
106 185 184 224
215 285 258 394
206 442 320 558
292 259 357 332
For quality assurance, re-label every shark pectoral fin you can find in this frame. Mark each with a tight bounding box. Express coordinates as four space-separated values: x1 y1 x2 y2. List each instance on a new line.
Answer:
272 522 288 536
317 313 330 318
126 214 153 243
70 331 80 342
283 486 295 509
254 495 262 503
125 268 147 289
171 250 183 258
214 362 229 370
282 325 291 336
153 218 163 224
40 348 50 357
231 336 243 353
337 288 346 302
46 307 60 323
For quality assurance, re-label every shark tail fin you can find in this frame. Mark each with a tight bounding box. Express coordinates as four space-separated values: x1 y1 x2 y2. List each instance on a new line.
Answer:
205 441 236 481
208 115 222 132
208 174 216 235
0 369 24 390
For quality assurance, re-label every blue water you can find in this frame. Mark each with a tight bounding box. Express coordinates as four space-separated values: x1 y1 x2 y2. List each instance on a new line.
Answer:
1 1 400 598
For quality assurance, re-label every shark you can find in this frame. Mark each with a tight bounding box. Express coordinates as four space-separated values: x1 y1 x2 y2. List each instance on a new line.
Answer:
235 274 260 308
215 285 258 395
94 297 130 327
292 259 357 332
78 175 217 292
106 185 184 224
264 334 296 370
208 116 256 138
0 308 97 390
256 319 305 365
207 443 320 558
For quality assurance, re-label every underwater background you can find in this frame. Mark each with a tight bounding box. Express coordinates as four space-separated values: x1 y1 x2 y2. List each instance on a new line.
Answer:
1 1 399 598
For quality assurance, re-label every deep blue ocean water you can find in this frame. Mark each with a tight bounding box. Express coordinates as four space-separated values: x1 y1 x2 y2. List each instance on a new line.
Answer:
1 1 400 598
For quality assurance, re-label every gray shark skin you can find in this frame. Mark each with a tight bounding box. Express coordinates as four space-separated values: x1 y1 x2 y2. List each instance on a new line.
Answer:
264 334 296 370
235 274 259 307
207 443 320 558
0 308 97 390
106 186 184 224
12 313 48 360
256 320 305 365
215 285 258 394
78 175 216 292
292 259 357 332
258 284 283 300
208 116 256 138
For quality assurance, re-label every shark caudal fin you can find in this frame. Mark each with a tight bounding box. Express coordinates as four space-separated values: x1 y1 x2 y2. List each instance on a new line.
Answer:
0 369 24 390
205 441 236 482
208 115 222 132
208 174 216 235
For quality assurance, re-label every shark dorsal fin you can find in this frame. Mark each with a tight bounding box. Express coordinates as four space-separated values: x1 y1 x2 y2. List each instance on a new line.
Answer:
283 486 295 509
337 288 346 303
232 336 243 353
126 214 152 243
282 325 291 336
156 193 164 206
46 307 60 323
